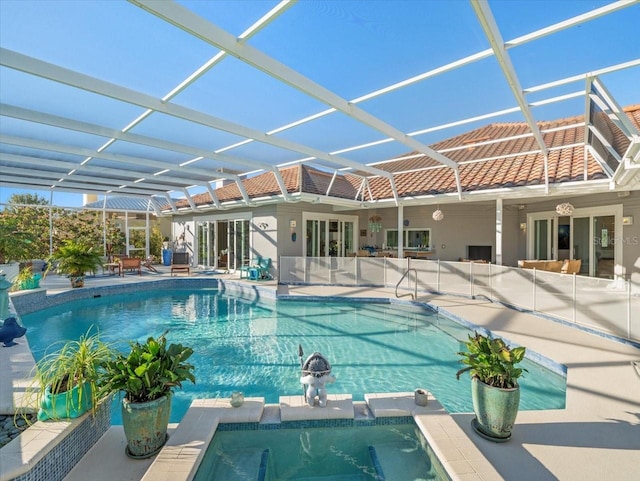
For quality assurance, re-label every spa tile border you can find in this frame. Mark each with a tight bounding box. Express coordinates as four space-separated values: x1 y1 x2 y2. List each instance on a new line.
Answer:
140 392 503 481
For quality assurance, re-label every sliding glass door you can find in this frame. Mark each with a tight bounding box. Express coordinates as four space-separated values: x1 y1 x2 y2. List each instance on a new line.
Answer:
304 215 357 257
195 218 250 270
528 205 622 278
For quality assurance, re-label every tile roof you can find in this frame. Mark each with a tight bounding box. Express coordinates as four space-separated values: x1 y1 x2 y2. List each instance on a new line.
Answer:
170 105 640 210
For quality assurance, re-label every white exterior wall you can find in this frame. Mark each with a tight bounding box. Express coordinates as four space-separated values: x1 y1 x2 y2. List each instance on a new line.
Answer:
170 191 639 282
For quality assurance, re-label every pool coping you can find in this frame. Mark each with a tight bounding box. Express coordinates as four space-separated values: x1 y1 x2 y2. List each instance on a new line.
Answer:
5 277 552 481
140 392 502 481
9 275 640 481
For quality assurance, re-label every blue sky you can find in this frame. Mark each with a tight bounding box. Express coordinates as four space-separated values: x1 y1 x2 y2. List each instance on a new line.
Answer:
0 0 638 207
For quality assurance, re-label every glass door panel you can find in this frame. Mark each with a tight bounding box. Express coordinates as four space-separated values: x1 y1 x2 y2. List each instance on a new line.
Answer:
207 222 215 268
306 220 327 256
233 220 250 269
227 221 235 270
217 221 228 270
329 220 339 257
594 215 615 279
572 217 590 275
343 221 354 256
534 219 550 259
197 223 208 266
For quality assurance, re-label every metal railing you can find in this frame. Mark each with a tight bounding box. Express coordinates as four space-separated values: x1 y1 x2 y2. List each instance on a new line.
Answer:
279 256 639 343
395 268 417 300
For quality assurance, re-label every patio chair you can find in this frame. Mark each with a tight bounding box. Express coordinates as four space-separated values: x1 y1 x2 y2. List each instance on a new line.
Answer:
142 256 158 273
240 256 262 279
218 253 229 273
171 252 190 276
252 257 272 281
119 257 141 276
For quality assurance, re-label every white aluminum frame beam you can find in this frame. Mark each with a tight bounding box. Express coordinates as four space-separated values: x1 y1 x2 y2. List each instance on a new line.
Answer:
205 183 222 209
471 0 550 193
0 175 161 196
132 1 459 170
0 165 192 193
0 135 238 185
198 1 636 164
0 49 395 183
1 104 274 180
0 149 220 189
83 0 295 200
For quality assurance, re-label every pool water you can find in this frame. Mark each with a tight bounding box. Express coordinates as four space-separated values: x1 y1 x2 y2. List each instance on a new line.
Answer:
194 422 450 481
21 289 566 424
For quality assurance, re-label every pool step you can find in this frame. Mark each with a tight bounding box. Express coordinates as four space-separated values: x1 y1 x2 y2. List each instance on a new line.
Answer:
292 475 370 480
368 442 433 480
206 447 269 481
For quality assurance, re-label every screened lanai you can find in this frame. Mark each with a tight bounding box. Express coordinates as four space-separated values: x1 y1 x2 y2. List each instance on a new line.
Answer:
0 0 638 211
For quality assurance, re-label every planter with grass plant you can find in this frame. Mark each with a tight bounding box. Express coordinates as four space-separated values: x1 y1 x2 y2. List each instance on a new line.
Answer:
100 331 195 459
46 240 103 288
456 331 527 442
31 328 116 422
12 266 41 291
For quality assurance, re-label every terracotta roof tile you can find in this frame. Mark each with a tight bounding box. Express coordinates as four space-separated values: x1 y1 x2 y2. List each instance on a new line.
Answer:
167 105 639 210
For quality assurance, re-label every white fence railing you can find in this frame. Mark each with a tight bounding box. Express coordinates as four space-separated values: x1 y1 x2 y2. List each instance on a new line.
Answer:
279 256 640 343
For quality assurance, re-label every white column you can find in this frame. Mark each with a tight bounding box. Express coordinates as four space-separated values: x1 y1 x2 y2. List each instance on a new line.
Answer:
496 198 503 265
397 204 404 258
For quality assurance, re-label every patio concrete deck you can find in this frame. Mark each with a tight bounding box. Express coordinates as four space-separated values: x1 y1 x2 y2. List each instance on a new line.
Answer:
3 270 639 481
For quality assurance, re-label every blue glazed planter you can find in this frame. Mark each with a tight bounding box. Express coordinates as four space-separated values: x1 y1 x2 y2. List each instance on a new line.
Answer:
19 273 41 290
122 394 171 459
38 381 93 421
471 377 520 441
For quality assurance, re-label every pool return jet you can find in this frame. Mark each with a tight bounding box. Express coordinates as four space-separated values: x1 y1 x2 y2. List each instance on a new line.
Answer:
298 345 336 407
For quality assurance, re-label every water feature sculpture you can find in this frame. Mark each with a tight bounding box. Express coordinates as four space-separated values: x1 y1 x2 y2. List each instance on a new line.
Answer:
0 317 27 347
300 351 335 407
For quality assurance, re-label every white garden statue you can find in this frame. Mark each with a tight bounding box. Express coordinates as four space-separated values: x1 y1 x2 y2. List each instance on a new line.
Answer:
300 352 336 407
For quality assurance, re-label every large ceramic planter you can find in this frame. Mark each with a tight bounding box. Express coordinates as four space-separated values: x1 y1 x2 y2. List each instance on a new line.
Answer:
38 381 93 421
121 394 171 459
471 377 520 442
69 276 85 288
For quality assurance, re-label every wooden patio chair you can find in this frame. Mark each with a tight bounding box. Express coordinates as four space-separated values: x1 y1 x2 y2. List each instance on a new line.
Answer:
171 252 190 276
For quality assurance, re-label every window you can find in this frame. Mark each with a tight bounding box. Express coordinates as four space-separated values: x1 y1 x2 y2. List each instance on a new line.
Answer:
385 228 431 249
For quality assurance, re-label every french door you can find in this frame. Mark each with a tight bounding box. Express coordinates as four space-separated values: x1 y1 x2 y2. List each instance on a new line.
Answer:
304 215 356 257
527 205 622 278
195 218 250 270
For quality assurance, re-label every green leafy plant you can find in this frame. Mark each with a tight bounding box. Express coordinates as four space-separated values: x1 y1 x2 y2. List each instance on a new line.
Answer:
100 331 195 403
46 240 103 278
28 327 116 420
456 332 527 389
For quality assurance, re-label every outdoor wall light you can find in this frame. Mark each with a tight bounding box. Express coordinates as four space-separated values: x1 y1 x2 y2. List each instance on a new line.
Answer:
519 222 527 231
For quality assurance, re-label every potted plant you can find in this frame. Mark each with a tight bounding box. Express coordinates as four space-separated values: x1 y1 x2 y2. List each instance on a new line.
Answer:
100 331 195 459
30 328 116 422
456 332 527 442
46 240 103 288
11 266 41 291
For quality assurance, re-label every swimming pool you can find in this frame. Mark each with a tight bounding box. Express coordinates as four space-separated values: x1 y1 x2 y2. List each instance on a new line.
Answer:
21 288 566 424
195 420 450 481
